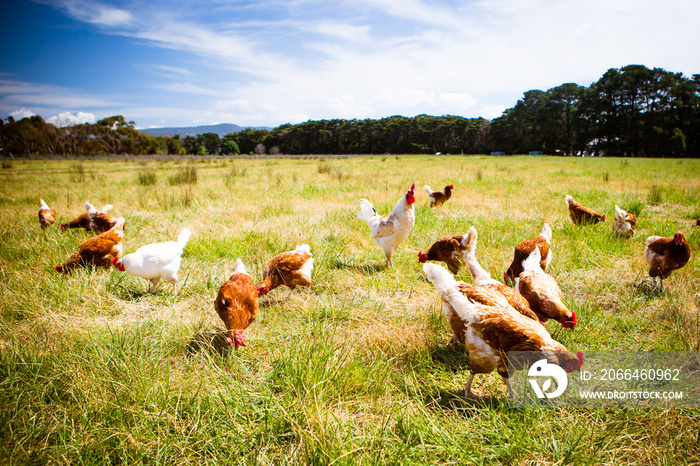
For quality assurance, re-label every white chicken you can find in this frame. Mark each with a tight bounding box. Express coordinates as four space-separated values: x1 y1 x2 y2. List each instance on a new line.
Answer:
113 228 191 293
357 183 416 266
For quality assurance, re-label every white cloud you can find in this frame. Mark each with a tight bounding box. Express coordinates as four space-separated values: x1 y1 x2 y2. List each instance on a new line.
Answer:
16 0 700 128
47 0 133 26
47 111 96 127
9 108 35 120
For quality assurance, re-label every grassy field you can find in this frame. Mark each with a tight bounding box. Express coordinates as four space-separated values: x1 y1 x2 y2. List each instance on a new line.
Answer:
0 155 699 464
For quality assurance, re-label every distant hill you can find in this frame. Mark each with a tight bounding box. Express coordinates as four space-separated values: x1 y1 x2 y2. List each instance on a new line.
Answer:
140 123 273 138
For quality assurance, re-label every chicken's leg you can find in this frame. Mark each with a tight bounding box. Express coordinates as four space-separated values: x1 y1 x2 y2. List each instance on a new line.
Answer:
463 372 482 398
149 277 162 293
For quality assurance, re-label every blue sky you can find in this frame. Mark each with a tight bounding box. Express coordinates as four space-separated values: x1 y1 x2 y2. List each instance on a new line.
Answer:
1 0 698 129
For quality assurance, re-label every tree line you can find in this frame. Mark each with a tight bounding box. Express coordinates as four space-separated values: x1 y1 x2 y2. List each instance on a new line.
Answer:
2 65 698 157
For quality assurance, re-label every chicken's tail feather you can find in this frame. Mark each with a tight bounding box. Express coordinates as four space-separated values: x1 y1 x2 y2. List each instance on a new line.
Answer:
357 199 378 224
102 204 113 213
565 194 574 206
233 258 247 275
540 223 552 244
294 244 311 254
177 228 192 247
85 202 97 217
40 199 51 210
614 205 625 220
521 247 542 272
461 226 496 286
463 226 477 255
423 185 433 195
424 263 458 295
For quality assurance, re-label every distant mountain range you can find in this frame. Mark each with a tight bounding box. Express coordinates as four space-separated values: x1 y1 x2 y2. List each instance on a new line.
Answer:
139 123 273 138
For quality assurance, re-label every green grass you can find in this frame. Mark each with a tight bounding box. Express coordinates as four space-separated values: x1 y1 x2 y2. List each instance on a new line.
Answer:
1 155 699 464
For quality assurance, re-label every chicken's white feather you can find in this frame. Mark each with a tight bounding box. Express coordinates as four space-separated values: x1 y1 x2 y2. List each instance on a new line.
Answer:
233 258 247 276
521 247 542 273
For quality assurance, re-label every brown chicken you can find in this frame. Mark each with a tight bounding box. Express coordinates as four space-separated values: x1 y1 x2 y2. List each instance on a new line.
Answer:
257 244 314 297
55 217 125 273
38 199 57 229
504 223 552 283
60 213 92 231
85 202 119 234
612 205 637 239
417 234 468 274
461 226 538 321
565 195 606 225
215 259 259 350
424 184 454 208
643 232 691 292
425 262 583 398
515 248 576 328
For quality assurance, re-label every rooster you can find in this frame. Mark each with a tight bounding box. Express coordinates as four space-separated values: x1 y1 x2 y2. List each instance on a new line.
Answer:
358 183 416 266
417 235 469 274
61 203 112 232
38 199 57 229
461 226 538 322
215 259 259 350
516 248 576 329
504 223 552 284
565 195 606 225
612 205 637 239
55 217 125 273
643 232 691 292
257 244 314 298
424 184 454 208
424 262 583 397
113 228 191 293
85 202 119 234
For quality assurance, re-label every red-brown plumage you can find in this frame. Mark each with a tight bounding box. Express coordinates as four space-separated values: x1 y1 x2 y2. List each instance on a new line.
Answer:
504 224 552 283
60 213 92 231
55 218 125 273
417 235 465 274
89 211 119 234
39 209 57 229
644 232 691 292
566 195 606 225
517 268 576 328
257 245 314 296
425 262 583 397
424 184 454 207
215 260 259 350
460 225 539 322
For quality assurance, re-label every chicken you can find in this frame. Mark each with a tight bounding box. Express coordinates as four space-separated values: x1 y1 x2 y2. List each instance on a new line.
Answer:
417 234 468 274
643 232 691 292
38 199 57 229
612 205 637 239
85 202 119 234
257 244 314 298
424 262 584 397
55 217 125 273
461 226 538 322
424 184 454 208
565 194 606 225
515 248 576 329
503 223 552 284
61 203 112 232
215 259 259 350
112 228 191 293
358 183 416 266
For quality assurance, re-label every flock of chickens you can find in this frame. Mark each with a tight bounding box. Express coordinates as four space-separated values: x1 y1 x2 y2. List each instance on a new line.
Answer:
37 181 692 398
